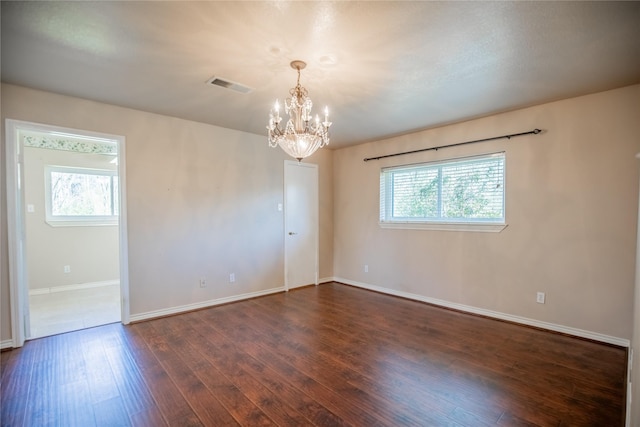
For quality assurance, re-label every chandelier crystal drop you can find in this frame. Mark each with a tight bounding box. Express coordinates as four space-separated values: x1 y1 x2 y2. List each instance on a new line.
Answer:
267 60 332 161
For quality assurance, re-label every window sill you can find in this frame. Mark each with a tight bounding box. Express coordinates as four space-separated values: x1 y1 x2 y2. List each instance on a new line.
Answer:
46 220 118 227
379 221 507 233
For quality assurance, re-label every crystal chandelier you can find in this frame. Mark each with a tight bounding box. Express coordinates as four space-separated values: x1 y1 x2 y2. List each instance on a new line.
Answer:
267 60 332 161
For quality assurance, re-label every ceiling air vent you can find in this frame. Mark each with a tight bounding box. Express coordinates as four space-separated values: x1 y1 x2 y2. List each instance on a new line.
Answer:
206 76 253 94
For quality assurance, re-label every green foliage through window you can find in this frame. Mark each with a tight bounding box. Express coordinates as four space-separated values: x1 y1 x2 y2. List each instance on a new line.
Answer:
380 153 505 223
46 166 118 224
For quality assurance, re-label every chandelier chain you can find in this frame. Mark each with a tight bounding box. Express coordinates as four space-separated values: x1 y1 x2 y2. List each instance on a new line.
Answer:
290 66 307 101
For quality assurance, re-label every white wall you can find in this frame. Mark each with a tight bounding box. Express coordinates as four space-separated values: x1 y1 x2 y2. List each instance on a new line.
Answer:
23 146 119 290
1 83 334 340
333 84 640 342
313 148 334 281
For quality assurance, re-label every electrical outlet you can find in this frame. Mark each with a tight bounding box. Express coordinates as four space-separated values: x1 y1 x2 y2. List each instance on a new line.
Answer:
536 292 545 304
229 273 235 283
364 264 369 273
199 278 206 288
64 265 71 274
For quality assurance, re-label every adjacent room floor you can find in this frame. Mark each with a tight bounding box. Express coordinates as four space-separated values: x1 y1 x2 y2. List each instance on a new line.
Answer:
28 283 121 339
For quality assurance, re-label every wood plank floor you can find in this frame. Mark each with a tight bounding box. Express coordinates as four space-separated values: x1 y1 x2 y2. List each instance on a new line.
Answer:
1 282 627 426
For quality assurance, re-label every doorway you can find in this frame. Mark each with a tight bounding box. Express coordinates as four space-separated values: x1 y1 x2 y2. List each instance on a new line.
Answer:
284 161 318 290
5 119 130 347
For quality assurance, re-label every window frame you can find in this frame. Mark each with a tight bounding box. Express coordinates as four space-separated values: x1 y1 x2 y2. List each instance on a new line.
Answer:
44 165 119 226
379 152 507 232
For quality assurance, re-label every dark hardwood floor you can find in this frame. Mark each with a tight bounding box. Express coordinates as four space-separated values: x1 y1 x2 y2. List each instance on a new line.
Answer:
1 282 627 426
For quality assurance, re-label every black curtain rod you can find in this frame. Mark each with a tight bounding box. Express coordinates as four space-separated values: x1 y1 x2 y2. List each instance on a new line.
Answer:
363 128 542 162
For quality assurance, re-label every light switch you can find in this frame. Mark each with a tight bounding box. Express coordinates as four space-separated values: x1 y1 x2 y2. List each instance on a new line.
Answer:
27 204 35 213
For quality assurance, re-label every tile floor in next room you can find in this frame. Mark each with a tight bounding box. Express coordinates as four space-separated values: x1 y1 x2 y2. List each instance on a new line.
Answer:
29 283 121 339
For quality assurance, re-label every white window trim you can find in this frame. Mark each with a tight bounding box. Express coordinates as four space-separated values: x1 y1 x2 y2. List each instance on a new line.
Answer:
379 152 507 232
379 221 507 233
45 165 119 227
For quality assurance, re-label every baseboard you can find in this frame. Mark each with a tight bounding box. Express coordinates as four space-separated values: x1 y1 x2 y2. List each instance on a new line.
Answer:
1 339 14 350
129 286 286 323
29 280 120 296
330 277 630 348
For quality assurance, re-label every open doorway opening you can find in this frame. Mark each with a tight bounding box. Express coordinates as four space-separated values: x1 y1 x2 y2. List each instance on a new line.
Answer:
24 135 121 338
5 120 129 345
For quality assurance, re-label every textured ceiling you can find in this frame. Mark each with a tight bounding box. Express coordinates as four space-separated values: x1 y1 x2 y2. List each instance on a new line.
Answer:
2 1 640 149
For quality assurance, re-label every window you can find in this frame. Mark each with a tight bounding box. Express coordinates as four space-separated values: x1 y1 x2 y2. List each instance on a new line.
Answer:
380 152 505 231
45 166 118 225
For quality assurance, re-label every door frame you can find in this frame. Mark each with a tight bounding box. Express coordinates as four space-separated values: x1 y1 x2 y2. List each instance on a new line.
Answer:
283 160 319 291
5 119 130 348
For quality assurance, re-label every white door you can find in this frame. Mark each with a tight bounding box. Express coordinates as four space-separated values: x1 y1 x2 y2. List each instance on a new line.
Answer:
284 161 318 290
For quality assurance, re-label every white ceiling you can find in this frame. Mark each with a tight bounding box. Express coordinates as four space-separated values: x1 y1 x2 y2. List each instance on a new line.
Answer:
2 1 640 149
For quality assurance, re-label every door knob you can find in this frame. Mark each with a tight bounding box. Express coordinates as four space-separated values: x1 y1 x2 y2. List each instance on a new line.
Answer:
288 232 297 235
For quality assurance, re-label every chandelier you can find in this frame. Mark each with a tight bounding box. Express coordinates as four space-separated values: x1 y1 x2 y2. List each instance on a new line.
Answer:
267 60 332 161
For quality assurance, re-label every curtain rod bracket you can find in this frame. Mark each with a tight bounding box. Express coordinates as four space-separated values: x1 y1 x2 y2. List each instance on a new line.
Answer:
363 128 543 162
